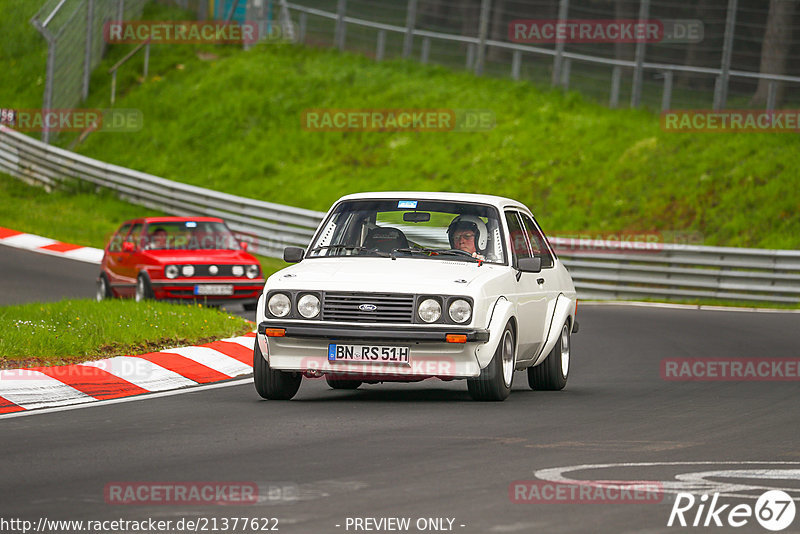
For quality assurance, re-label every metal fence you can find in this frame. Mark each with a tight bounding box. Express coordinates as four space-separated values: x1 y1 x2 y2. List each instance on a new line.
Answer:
285 0 800 112
2 125 798 305
31 0 150 144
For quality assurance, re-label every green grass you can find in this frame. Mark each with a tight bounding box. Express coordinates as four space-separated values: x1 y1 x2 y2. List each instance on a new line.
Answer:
0 299 253 363
0 0 49 114
68 43 799 250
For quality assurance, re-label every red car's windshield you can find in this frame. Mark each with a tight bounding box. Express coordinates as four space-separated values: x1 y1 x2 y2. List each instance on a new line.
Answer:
141 221 239 250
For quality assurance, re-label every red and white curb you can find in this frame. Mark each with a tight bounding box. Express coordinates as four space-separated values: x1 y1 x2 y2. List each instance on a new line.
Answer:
0 333 256 414
0 227 103 264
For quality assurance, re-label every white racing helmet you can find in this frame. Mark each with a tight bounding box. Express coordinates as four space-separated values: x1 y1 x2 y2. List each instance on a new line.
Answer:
447 215 488 251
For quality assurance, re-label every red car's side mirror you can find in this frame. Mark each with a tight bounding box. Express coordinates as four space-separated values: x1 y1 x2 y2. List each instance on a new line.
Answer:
122 241 135 252
240 241 248 251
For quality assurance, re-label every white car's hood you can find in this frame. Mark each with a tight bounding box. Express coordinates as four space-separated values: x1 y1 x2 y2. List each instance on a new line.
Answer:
266 257 505 294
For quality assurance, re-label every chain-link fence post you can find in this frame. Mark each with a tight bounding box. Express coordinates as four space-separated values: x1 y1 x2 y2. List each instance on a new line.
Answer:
82 0 94 101
630 0 650 108
474 0 491 75
714 0 738 110
334 0 347 51
551 0 569 87
402 0 417 59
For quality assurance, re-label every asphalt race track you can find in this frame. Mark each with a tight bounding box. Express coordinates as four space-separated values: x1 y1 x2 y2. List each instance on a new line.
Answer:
2 247 799 533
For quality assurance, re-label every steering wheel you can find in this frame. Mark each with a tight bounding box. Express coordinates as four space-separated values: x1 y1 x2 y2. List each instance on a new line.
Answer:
446 249 475 257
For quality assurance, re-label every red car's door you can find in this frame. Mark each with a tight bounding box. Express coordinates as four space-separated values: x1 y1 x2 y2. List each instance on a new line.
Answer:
116 223 145 293
105 222 133 294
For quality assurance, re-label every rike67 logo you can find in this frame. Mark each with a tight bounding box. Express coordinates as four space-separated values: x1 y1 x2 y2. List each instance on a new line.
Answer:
669 490 796 531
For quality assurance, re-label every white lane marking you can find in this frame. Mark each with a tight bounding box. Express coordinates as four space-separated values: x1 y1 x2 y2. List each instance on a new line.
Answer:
62 247 103 264
534 461 800 501
0 370 94 410
1 234 57 249
223 336 256 349
163 346 251 377
0 379 252 419
80 357 197 391
578 300 800 314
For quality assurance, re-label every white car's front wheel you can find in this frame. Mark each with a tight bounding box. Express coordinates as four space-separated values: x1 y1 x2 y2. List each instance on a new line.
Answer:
528 322 570 390
467 322 515 401
253 340 302 400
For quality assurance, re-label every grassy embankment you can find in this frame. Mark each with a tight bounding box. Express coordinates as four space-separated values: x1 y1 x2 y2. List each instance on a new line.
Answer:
0 299 253 366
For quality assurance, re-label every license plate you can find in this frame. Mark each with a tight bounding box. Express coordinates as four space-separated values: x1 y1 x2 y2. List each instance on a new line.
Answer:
194 284 233 296
328 344 410 364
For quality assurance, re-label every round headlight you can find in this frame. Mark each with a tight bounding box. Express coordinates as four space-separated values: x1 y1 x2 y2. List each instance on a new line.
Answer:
165 265 179 279
448 299 472 323
208 265 219 275
418 298 442 323
246 264 260 279
297 294 320 319
182 265 195 277
268 293 291 317
232 265 244 277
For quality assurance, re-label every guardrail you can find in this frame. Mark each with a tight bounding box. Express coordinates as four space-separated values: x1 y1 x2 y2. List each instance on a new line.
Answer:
1 125 798 305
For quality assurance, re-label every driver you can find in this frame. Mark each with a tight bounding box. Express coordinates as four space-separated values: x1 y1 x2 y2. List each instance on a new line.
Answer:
148 228 168 249
447 215 487 261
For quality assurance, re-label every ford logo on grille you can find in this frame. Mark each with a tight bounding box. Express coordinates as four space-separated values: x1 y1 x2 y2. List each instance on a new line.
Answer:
358 304 378 312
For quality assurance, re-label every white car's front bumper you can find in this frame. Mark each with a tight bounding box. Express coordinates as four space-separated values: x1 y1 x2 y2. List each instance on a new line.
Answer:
256 322 490 379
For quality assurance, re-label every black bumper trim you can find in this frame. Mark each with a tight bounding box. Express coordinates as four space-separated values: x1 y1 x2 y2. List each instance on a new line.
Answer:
258 322 490 342
572 319 579 334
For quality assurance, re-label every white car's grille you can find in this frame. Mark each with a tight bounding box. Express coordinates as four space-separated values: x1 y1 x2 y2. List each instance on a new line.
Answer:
322 292 415 323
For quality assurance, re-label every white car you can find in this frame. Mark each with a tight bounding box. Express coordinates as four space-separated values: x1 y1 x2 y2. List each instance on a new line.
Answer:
253 192 578 401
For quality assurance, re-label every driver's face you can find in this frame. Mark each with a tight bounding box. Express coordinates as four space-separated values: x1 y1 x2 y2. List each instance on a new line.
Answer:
453 230 476 254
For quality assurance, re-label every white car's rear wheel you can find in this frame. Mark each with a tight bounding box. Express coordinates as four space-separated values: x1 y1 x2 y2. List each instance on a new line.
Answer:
528 322 570 390
467 322 514 401
253 339 302 400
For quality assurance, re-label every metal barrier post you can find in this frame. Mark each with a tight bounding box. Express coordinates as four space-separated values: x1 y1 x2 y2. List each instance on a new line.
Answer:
511 50 521 80
421 37 430 64
766 81 777 110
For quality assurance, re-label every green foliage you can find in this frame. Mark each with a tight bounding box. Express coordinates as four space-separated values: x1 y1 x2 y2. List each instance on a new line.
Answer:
70 44 798 249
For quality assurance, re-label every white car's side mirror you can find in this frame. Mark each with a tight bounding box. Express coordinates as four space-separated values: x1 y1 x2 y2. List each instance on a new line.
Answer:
517 256 542 273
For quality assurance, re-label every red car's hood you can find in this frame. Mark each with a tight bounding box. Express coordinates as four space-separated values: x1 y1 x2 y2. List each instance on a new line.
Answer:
140 249 258 264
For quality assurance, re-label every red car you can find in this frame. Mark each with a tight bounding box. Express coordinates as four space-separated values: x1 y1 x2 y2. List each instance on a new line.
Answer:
97 217 265 310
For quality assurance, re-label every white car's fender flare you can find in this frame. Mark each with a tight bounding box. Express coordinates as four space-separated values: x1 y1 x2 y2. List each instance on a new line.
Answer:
474 297 515 369
255 293 269 361
531 293 575 367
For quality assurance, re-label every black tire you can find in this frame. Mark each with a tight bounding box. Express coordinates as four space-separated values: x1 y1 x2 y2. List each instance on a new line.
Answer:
325 375 362 390
243 302 257 312
528 321 570 391
253 339 302 400
96 274 112 302
135 273 154 302
467 322 515 401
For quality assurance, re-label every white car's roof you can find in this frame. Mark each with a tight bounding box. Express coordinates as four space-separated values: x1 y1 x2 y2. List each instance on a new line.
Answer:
336 191 531 213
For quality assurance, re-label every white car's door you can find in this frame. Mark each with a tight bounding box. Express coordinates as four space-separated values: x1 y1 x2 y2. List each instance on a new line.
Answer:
504 210 549 363
519 212 561 350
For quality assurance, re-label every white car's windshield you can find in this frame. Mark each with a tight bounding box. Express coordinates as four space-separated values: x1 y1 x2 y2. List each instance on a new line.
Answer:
307 199 507 264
